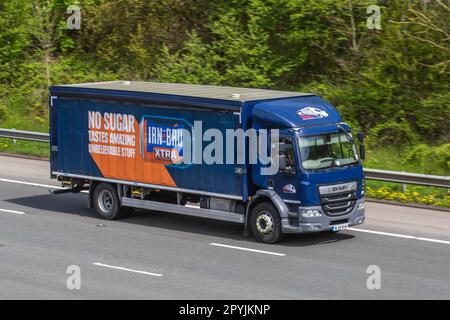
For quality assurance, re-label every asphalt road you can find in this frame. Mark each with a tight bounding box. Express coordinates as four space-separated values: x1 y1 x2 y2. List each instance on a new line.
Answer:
0 155 449 299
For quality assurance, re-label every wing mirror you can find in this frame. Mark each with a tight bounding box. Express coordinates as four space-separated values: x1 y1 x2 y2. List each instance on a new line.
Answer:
357 131 364 143
357 131 366 161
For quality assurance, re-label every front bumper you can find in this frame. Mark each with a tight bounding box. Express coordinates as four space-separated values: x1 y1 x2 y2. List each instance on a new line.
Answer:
281 198 365 234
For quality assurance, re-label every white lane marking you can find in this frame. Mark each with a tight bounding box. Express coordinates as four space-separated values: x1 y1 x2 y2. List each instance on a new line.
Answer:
416 237 450 245
0 178 62 189
0 208 25 215
209 243 286 256
348 228 415 239
348 227 450 245
0 178 88 193
93 263 163 277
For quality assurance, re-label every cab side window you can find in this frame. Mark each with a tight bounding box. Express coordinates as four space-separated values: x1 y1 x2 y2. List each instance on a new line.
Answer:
278 137 296 174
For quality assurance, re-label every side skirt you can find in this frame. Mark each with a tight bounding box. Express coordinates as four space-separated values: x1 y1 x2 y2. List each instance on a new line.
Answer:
121 197 245 224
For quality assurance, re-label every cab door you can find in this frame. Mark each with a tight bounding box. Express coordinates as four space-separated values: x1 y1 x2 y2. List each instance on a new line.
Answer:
270 134 300 202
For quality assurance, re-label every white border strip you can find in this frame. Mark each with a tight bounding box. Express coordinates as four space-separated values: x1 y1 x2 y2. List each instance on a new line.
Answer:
210 243 286 256
93 262 163 277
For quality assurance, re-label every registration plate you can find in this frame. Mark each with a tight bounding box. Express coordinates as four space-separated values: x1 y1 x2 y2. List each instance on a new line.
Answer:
331 223 349 232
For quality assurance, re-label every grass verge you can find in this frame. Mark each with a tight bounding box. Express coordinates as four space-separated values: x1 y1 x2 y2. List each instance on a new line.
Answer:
0 138 49 158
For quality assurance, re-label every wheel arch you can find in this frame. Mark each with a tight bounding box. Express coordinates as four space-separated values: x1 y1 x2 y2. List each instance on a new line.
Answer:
244 189 289 234
88 180 109 208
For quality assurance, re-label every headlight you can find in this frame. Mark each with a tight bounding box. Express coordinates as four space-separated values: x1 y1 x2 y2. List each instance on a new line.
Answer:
361 178 366 195
300 209 322 217
357 202 365 210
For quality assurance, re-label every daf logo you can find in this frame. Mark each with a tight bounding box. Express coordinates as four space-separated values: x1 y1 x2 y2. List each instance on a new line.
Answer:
332 186 347 192
319 182 357 195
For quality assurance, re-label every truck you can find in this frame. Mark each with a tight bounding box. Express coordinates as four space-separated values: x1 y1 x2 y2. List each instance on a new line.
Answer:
49 81 366 243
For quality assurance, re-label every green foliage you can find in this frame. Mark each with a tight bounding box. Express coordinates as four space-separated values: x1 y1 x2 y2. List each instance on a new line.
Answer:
368 121 419 147
153 32 221 84
404 144 450 176
0 0 448 184
414 92 450 141
0 103 7 121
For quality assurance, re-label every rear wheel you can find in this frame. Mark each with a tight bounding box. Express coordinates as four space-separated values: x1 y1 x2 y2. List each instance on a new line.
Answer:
250 202 283 244
93 183 132 220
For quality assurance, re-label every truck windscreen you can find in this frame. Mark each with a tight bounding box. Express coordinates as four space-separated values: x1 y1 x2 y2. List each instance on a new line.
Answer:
298 132 359 170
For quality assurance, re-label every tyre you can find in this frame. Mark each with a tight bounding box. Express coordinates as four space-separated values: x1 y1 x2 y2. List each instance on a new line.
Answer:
93 183 132 220
250 202 283 244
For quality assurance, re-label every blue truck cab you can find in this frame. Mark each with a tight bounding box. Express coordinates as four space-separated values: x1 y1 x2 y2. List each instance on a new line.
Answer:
49 81 365 243
247 95 366 240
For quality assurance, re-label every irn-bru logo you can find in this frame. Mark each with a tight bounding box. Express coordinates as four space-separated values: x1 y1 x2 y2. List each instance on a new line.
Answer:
140 116 190 165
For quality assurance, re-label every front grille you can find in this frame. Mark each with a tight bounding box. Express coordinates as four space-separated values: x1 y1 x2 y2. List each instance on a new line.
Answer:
321 191 356 216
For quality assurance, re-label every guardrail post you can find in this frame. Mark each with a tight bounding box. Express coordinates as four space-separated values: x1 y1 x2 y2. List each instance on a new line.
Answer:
401 171 407 192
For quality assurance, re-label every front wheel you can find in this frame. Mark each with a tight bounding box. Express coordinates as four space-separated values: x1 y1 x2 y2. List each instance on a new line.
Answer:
93 183 132 220
250 202 283 244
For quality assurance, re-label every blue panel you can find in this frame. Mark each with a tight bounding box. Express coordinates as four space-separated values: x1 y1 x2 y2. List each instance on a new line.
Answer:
252 96 341 128
51 97 242 197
